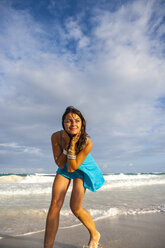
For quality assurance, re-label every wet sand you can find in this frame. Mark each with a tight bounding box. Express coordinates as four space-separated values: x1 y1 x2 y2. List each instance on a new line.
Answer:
0 213 165 248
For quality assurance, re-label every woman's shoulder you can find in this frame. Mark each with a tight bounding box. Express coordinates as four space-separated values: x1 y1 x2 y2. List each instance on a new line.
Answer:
85 136 90 142
82 136 93 150
51 131 61 142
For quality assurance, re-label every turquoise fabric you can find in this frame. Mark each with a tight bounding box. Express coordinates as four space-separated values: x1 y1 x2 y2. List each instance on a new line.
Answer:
57 153 105 192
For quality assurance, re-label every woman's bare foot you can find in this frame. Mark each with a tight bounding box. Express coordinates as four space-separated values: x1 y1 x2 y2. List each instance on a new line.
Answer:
88 231 100 248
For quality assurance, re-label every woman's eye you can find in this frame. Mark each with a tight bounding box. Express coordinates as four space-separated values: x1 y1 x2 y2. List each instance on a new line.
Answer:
65 120 71 124
65 119 80 124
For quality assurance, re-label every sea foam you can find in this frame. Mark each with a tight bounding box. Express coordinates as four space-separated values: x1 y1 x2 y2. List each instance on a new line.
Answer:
0 173 165 196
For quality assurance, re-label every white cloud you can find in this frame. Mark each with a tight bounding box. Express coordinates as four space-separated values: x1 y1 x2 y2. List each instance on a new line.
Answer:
0 0 165 172
0 143 42 155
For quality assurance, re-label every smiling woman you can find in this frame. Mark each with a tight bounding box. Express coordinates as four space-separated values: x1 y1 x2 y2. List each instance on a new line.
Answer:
44 106 105 248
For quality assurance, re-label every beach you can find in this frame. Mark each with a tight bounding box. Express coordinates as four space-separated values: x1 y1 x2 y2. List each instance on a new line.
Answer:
0 213 165 248
0 173 165 247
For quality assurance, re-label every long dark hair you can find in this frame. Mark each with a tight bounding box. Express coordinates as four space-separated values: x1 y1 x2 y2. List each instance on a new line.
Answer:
62 106 88 153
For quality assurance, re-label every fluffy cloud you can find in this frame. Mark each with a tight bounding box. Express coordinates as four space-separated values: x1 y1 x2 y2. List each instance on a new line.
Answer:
0 143 41 155
0 0 165 172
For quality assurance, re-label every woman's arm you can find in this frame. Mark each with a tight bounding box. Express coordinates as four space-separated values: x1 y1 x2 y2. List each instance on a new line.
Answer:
51 131 70 168
67 137 93 172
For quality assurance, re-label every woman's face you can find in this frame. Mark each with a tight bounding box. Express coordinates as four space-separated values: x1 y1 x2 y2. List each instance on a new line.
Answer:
64 113 82 135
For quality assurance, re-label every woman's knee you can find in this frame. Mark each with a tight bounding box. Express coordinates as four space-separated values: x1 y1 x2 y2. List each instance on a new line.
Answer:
49 198 64 215
70 178 85 216
70 201 81 217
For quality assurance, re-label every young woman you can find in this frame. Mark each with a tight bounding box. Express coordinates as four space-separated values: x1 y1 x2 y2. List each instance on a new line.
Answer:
44 106 105 248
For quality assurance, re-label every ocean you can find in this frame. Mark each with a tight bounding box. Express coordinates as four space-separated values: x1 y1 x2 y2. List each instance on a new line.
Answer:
0 173 165 238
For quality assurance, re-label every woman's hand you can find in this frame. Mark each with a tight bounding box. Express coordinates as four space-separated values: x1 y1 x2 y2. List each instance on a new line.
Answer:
71 131 81 145
61 130 70 150
67 138 93 172
67 132 81 172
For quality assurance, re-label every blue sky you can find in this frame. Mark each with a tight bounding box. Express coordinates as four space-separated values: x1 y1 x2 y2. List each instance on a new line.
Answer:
0 0 165 174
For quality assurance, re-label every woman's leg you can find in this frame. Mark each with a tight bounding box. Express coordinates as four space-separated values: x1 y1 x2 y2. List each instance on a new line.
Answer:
44 174 71 248
70 178 100 248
